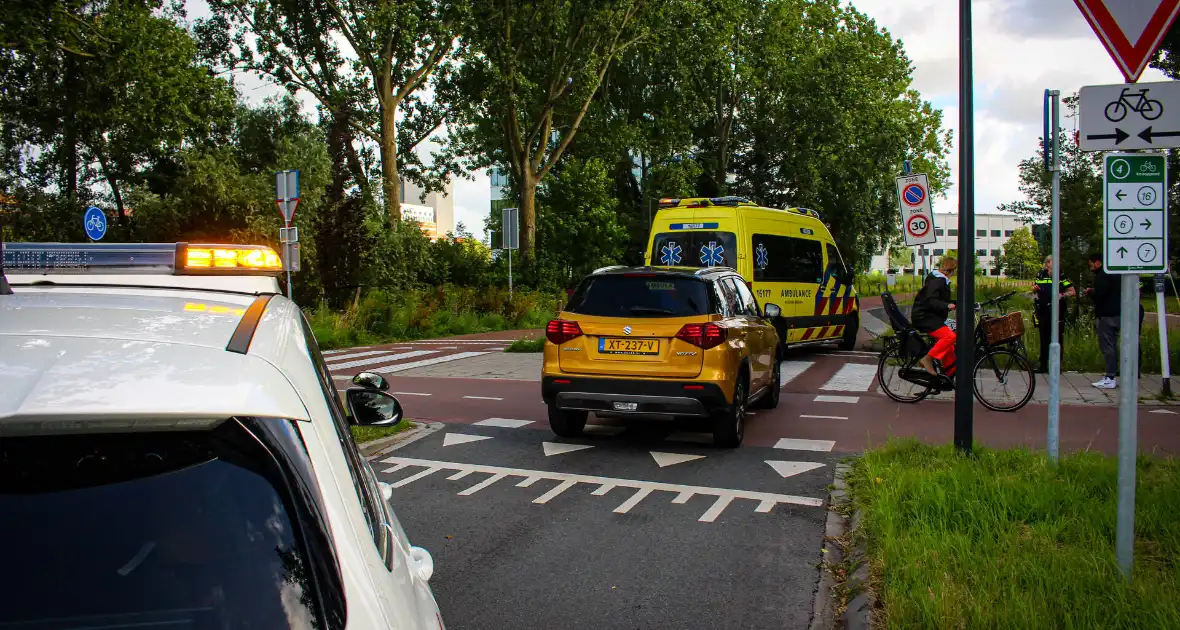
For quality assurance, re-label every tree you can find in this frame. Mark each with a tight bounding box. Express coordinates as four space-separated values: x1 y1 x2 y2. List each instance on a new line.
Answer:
998 227 1041 279
888 246 913 270
199 0 464 224
449 0 654 258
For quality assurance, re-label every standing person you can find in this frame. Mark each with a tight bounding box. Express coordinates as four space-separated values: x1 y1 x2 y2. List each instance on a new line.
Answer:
1032 256 1076 373
911 256 958 379
1084 252 1120 388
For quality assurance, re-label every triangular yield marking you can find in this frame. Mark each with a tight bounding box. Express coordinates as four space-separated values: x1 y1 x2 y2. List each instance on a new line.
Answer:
442 433 493 447
542 442 594 456
766 460 826 479
650 451 705 467
1074 0 1180 81
1148 408 1178 414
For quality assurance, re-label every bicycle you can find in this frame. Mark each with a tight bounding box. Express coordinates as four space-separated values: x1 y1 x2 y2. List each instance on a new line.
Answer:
876 290 1036 412
1105 87 1163 122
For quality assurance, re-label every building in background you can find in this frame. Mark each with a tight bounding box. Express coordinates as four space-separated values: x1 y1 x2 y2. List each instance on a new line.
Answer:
488 167 513 246
400 178 454 241
869 212 1032 277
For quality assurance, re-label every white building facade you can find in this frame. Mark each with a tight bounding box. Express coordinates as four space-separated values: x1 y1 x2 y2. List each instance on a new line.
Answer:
868 212 1034 277
400 178 455 240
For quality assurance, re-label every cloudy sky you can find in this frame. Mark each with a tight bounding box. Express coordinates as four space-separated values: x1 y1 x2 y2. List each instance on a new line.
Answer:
191 0 1169 234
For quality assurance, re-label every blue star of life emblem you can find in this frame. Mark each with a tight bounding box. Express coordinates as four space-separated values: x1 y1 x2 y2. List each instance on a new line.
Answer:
660 242 683 265
700 241 725 266
755 243 769 270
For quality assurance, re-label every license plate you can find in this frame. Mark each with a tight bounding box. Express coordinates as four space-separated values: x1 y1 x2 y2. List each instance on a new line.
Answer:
598 337 659 355
613 402 638 411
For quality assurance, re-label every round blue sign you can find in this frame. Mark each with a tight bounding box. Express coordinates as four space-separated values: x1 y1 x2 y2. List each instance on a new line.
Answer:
902 183 926 206
84 206 107 241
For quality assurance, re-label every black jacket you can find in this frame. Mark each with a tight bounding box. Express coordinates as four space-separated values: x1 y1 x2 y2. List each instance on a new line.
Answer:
1034 269 1073 319
911 272 954 332
1091 268 1120 318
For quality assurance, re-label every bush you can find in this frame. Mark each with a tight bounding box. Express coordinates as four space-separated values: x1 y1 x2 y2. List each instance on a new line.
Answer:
505 337 545 353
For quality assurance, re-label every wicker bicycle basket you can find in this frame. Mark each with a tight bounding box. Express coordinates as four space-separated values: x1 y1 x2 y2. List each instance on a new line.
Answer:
982 312 1025 345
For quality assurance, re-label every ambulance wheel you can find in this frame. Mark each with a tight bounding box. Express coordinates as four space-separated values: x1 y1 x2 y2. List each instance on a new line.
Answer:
839 315 859 351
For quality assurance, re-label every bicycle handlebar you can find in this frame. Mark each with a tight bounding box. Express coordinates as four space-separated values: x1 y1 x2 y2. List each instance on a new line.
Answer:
973 290 1018 312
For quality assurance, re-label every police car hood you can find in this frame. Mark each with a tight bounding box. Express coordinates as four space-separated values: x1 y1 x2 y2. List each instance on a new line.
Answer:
0 335 311 423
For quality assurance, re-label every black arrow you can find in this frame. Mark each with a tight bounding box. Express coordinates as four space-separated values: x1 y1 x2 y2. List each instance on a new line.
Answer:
1138 126 1180 143
1116 190 1127 201
1117 246 1129 258
1142 218 1153 230
1087 128 1129 144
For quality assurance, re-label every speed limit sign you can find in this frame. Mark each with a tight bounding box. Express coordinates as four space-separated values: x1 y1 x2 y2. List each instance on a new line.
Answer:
896 173 936 246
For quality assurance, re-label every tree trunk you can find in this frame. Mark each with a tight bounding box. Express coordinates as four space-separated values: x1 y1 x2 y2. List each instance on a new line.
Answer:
64 56 77 206
379 97 401 227
519 172 537 256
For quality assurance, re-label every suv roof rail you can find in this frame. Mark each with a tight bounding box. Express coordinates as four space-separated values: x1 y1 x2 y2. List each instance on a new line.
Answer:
591 265 628 275
782 206 823 221
695 266 736 275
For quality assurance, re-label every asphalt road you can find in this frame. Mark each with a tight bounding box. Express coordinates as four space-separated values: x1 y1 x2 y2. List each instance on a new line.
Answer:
379 423 835 630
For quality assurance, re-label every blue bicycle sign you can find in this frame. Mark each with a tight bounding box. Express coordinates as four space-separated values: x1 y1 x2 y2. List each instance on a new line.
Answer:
83 206 107 241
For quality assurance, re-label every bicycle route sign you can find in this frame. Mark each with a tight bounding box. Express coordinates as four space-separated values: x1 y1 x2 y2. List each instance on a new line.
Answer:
1080 81 1180 150
83 206 106 241
895 173 935 247
1103 153 1167 274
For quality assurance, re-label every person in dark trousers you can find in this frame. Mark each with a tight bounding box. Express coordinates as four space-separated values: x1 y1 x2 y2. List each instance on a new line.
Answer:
1085 252 1145 388
911 256 958 378
1031 256 1075 373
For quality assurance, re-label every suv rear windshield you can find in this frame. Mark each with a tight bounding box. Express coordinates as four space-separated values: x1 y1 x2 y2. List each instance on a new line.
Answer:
651 231 737 268
0 419 342 630
566 275 714 318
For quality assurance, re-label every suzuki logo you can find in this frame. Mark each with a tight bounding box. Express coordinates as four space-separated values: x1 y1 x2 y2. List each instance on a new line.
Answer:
623 326 632 335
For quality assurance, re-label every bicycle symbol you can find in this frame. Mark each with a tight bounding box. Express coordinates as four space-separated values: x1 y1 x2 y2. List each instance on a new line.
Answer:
1105 87 1163 122
87 215 104 231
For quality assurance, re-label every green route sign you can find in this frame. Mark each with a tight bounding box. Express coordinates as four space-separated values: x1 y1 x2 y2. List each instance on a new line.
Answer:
1104 153 1168 273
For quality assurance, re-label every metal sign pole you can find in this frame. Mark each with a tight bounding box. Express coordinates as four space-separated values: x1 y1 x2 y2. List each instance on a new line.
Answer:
508 247 513 299
954 0 975 453
1116 273 1140 578
1156 274 1172 396
1048 90 1062 463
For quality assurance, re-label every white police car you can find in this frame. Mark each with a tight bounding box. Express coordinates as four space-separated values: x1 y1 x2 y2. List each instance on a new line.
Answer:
0 242 445 629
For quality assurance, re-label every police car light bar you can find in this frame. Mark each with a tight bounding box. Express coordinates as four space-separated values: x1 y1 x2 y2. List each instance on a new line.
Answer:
2 243 283 276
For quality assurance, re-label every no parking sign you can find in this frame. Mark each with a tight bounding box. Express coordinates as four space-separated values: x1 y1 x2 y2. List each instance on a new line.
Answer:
896 173 936 246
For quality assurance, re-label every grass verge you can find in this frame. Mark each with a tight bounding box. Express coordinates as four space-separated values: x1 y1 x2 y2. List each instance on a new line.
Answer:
350 420 413 444
845 440 1180 629
505 337 545 353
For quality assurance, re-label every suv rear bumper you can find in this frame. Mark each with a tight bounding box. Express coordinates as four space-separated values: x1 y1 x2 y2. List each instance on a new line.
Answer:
542 376 729 418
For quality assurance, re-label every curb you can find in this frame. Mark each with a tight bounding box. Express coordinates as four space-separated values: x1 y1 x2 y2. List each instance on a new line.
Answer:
809 464 848 630
361 421 445 459
811 463 875 630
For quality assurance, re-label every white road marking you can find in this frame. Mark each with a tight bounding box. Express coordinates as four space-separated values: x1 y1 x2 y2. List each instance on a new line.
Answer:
406 340 515 345
442 433 493 447
613 488 653 514
780 360 814 387
672 491 693 504
332 375 353 381
458 473 507 496
650 451 706 467
820 364 878 392
774 438 836 452
474 418 532 428
542 442 594 456
533 480 577 504
800 414 848 420
447 470 474 481
323 349 395 362
392 466 441 488
382 463 409 474
766 460 827 478
516 476 542 488
374 351 491 374
329 350 438 370
393 392 432 396
755 500 775 513
1149 409 1178 414
437 346 459 350
584 424 626 436
379 456 824 520
814 395 859 404
465 396 505 401
322 348 362 355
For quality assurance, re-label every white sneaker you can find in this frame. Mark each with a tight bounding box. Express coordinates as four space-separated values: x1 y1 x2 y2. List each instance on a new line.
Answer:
1093 377 1118 389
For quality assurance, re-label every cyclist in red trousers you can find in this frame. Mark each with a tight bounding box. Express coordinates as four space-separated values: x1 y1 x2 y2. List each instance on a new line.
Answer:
911 256 958 378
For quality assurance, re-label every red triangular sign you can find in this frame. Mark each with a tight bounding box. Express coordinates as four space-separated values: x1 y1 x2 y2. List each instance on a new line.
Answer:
1074 0 1180 82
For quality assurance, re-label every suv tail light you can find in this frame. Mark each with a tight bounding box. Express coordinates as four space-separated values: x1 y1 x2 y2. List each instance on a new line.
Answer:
675 323 727 349
546 319 583 345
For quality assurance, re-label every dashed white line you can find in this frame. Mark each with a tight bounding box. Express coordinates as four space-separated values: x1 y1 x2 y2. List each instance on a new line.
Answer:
465 396 505 401
458 472 507 496
820 364 878 392
774 438 836 452
329 350 438 370
780 360 814 387
814 395 859 404
374 351 491 374
800 414 848 420
393 392 432 397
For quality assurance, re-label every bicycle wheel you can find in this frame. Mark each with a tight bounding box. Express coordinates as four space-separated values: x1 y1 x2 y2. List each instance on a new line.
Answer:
972 349 1035 412
877 342 931 403
1105 101 1127 122
1143 99 1164 120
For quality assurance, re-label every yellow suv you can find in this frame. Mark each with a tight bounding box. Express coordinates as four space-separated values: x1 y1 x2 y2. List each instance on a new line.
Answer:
541 266 780 447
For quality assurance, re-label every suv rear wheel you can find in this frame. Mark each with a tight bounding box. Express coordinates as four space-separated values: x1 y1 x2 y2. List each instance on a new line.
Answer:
548 405 588 437
713 377 747 448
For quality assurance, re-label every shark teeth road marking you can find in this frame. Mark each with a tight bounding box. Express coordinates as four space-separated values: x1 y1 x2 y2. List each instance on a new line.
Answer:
379 456 824 522
766 460 827 478
474 418 532 428
774 438 836 452
442 433 493 447
542 442 594 456
1149 409 1178 414
650 451 706 467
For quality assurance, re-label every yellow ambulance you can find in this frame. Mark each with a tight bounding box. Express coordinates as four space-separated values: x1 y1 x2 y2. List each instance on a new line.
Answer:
643 196 859 351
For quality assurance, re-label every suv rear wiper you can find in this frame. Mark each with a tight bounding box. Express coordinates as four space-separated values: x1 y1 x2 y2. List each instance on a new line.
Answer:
629 306 676 315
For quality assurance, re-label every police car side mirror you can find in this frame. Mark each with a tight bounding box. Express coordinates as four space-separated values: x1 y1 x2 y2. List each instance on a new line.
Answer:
352 371 390 391
346 390 404 426
764 303 782 318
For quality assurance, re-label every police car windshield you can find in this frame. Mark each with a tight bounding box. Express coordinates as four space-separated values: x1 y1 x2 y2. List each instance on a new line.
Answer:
0 418 341 630
651 231 738 269
567 275 713 318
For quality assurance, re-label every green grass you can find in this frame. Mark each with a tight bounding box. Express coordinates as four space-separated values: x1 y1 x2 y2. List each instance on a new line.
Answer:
1142 297 1180 315
845 440 1180 629
505 337 546 353
350 420 412 444
857 274 1027 298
